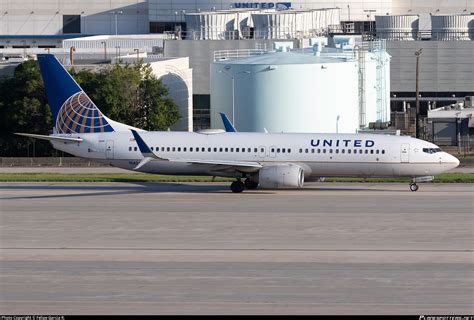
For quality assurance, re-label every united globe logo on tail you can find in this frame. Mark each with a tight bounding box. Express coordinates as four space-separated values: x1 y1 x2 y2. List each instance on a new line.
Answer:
56 91 113 134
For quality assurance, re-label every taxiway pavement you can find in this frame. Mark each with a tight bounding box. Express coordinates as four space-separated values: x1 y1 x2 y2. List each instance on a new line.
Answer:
1 182 473 314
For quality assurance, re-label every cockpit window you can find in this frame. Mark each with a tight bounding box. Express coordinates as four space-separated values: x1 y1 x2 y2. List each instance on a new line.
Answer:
423 148 442 154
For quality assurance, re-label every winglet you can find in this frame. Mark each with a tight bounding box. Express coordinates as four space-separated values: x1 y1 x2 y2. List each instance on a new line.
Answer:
130 129 167 164
219 112 237 132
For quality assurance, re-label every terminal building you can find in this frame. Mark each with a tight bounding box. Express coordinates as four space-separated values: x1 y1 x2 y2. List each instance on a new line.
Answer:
0 0 473 140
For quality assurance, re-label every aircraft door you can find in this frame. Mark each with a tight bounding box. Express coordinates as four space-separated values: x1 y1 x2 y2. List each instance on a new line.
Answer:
400 143 409 163
269 145 277 158
258 146 266 159
105 140 114 159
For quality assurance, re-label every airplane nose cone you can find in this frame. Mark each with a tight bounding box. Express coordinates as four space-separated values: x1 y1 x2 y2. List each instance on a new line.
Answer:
447 153 460 170
453 155 460 168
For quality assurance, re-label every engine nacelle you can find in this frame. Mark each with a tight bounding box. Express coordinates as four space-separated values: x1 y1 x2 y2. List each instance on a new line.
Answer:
258 164 305 189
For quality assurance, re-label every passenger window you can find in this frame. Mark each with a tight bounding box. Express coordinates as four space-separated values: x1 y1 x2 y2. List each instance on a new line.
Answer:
305 149 309 153
214 147 217 152
359 150 363 154
177 147 181 152
376 150 379 154
299 148 302 153
183 147 187 152
260 148 264 153
382 150 385 154
134 147 137 151
277 148 280 153
318 149 321 153
225 148 228 152
370 150 374 154
348 149 351 154
329 149 333 154
190 147 193 152
254 148 257 153
151 147 154 151
167 147 170 152
172 147 175 152
335 149 339 154
201 147 205 152
208 147 211 152
196 148 199 152
311 149 315 153
288 149 291 153
323 149 326 154
129 147 132 151
219 148 223 152
236 148 240 152
271 148 275 153
342 149 345 154
365 149 368 154
230 148 234 152
282 149 286 153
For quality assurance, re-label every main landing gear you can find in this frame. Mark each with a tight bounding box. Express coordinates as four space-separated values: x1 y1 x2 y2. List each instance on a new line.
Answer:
409 183 419 192
230 180 245 193
230 178 259 193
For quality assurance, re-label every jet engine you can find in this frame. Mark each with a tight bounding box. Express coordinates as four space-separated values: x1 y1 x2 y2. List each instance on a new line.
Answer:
258 164 304 189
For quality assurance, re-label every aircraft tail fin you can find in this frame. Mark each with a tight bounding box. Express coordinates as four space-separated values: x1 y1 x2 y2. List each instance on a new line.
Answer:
37 54 138 134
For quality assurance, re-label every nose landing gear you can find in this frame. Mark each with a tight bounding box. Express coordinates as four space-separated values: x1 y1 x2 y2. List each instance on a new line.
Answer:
409 183 419 192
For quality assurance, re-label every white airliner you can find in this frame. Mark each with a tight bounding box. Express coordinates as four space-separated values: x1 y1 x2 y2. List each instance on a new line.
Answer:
17 54 459 193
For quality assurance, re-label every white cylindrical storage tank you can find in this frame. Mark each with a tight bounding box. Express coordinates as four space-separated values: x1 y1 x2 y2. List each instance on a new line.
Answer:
210 52 359 133
375 15 419 40
431 14 473 41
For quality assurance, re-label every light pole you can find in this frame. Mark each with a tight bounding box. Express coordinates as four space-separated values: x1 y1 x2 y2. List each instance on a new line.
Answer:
414 48 423 138
101 41 107 62
219 68 235 126
115 46 121 61
134 48 139 63
112 10 123 36
456 112 462 154
363 9 376 37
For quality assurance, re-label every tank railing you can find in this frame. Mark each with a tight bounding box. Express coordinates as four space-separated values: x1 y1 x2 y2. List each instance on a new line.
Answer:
213 49 268 61
164 27 329 40
375 30 473 41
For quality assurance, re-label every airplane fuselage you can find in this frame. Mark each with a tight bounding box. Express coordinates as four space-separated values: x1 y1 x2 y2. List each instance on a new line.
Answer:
51 131 460 179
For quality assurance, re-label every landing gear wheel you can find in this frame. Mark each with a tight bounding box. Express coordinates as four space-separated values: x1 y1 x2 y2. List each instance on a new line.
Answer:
230 180 245 193
410 183 419 192
244 178 259 190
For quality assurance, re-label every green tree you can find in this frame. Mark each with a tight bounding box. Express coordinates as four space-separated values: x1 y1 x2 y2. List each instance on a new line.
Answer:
136 64 180 131
1 59 181 156
0 60 52 156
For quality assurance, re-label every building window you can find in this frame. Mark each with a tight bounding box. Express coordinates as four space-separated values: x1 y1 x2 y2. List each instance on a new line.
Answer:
63 15 81 34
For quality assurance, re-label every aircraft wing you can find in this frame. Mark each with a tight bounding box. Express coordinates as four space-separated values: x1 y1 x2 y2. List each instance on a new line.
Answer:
15 133 83 143
130 129 262 171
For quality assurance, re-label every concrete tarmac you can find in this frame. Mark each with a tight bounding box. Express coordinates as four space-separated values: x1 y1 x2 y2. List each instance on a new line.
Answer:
0 182 473 314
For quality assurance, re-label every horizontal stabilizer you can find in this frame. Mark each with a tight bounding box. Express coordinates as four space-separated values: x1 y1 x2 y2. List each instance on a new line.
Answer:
134 157 154 170
15 133 83 143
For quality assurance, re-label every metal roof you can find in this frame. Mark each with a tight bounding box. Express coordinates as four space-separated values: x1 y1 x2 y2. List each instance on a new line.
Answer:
214 51 351 65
